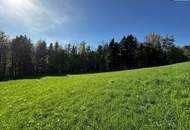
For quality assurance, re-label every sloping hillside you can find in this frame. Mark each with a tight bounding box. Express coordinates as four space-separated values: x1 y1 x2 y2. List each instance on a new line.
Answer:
0 62 190 130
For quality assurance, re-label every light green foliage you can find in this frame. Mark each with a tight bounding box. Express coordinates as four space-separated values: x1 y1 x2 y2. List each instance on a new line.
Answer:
0 62 190 130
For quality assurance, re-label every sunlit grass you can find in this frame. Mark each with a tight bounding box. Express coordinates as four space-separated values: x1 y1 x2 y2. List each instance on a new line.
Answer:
0 62 190 129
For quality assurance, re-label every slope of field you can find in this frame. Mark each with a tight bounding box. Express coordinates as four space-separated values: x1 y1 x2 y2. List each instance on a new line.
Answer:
1 62 190 130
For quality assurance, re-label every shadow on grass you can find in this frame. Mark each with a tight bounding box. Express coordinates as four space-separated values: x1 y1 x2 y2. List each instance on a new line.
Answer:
0 74 68 82
0 71 109 81
0 66 166 82
2 61 188 82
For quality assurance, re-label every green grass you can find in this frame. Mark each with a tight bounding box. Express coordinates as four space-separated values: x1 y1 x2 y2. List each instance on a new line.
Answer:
1 62 190 130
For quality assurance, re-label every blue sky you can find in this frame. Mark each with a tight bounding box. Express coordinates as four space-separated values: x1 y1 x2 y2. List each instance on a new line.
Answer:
0 0 190 46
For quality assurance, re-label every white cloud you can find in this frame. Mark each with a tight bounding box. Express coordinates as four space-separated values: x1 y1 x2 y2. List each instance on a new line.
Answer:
0 0 70 34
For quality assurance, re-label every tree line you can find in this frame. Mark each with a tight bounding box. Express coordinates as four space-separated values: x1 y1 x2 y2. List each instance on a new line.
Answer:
0 31 190 80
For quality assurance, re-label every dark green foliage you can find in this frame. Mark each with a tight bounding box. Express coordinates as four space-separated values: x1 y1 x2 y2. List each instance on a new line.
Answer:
0 32 9 79
10 35 33 77
162 35 187 64
0 31 189 80
108 38 120 70
35 40 48 75
47 42 67 74
47 43 54 73
119 35 138 69
183 45 190 60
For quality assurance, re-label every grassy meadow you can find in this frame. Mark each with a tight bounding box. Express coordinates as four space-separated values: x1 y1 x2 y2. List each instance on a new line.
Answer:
0 62 190 130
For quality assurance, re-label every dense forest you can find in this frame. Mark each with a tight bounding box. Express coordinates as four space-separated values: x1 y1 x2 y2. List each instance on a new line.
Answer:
0 31 190 80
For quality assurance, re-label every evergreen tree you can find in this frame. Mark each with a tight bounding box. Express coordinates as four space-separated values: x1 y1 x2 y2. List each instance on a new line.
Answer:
108 38 120 70
0 31 189 80
35 40 48 74
47 43 55 73
162 35 179 64
10 35 33 77
183 45 190 60
120 35 138 69
0 32 9 79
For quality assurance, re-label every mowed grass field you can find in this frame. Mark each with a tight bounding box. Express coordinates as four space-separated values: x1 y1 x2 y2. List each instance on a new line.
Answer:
1 62 190 130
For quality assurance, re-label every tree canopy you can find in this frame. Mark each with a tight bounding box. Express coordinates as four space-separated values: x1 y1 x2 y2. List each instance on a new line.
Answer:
0 31 189 80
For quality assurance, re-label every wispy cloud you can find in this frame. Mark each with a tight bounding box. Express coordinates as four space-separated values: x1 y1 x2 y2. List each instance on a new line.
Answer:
0 0 71 35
